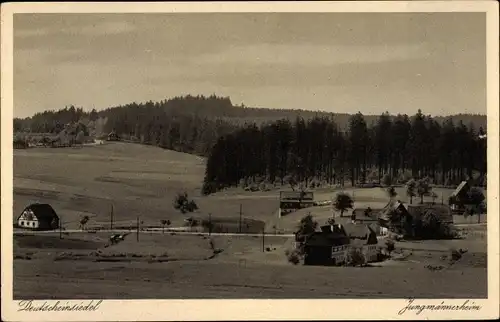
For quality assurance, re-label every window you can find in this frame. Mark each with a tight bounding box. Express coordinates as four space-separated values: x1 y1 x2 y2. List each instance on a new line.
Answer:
32 222 35 227
20 221 24 226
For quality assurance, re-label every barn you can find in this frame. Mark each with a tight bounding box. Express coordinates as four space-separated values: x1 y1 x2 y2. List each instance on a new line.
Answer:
16 203 59 230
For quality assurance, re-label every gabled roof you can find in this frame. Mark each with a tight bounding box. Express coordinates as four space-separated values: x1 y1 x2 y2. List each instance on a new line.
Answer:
19 203 59 222
342 223 375 239
304 231 349 247
451 181 469 197
378 200 410 224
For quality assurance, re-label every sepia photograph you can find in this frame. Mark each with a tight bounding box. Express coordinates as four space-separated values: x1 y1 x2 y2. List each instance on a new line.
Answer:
1 1 499 321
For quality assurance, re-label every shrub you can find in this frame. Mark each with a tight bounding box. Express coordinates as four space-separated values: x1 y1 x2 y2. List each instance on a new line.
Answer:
296 213 318 236
412 210 457 240
173 192 198 213
285 249 302 265
450 248 467 262
386 186 397 199
385 239 395 255
346 248 366 267
201 181 217 195
183 218 199 227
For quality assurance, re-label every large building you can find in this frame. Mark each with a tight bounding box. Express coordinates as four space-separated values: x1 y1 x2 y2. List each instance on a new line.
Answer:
16 203 60 230
299 223 379 266
278 190 315 217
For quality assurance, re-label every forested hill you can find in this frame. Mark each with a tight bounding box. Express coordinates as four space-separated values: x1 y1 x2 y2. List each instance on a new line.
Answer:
15 95 487 130
14 95 487 157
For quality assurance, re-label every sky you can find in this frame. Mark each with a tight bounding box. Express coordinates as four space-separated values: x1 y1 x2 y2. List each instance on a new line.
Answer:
13 12 486 118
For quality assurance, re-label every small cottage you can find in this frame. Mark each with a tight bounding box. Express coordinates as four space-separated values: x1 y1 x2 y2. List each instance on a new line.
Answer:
17 203 59 230
449 181 471 211
107 130 120 141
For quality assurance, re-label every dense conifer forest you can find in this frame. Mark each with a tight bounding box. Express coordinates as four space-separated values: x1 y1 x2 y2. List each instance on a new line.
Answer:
14 95 487 194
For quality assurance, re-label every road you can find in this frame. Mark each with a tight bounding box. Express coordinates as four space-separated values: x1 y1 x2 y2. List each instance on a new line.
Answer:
12 223 484 237
13 228 296 238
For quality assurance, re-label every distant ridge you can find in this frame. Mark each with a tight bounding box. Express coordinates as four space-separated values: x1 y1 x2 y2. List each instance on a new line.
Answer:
15 94 487 131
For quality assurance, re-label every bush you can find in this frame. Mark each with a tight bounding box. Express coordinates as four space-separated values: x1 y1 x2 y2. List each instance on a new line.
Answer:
385 239 395 255
201 181 217 195
346 248 366 267
449 248 467 263
296 213 318 236
285 249 302 265
183 218 199 227
412 210 458 240
173 192 198 213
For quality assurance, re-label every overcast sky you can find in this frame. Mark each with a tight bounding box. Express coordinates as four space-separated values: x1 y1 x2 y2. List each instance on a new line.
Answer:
13 13 486 118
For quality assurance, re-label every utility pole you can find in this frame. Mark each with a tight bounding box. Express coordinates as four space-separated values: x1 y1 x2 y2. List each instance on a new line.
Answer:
59 217 62 239
208 213 212 236
110 204 114 230
239 204 242 234
262 228 265 252
136 216 140 242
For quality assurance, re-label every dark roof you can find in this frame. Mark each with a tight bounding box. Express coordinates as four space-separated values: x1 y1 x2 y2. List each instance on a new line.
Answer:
352 208 382 219
368 222 381 233
342 223 375 239
19 203 59 222
304 231 349 247
451 181 469 197
378 201 410 222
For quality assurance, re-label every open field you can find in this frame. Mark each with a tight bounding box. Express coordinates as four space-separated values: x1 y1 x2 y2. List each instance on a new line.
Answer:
13 143 277 232
12 142 488 299
14 142 486 233
14 228 487 299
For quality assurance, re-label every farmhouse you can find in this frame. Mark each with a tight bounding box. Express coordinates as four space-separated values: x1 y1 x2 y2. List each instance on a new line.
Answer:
17 203 59 230
107 130 120 141
449 180 471 211
278 190 315 217
302 225 350 266
378 201 410 229
300 223 380 266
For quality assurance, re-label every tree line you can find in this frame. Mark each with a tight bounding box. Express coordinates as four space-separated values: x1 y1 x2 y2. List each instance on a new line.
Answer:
14 96 487 190
202 110 487 195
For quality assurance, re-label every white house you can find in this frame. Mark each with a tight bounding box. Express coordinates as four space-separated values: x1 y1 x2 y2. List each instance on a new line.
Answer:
17 203 59 230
